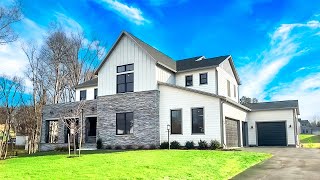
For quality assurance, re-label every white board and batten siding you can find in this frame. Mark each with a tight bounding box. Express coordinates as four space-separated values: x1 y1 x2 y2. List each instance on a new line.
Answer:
98 35 157 96
247 110 296 146
159 84 221 146
217 60 239 102
223 102 248 147
156 65 175 84
175 68 217 94
75 86 97 101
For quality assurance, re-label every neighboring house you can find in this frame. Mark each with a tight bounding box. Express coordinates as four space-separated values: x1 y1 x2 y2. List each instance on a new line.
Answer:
312 127 320 135
300 120 312 134
40 31 300 151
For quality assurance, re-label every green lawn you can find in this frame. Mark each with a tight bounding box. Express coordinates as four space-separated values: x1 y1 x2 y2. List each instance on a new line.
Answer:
0 150 270 180
300 134 320 148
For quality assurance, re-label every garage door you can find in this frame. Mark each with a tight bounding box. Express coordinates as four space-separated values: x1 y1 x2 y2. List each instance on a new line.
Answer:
257 122 286 146
225 118 240 147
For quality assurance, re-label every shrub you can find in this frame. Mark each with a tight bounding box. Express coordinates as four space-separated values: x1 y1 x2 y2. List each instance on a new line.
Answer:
138 145 145 150
149 144 157 149
209 140 221 150
198 140 208 150
97 138 103 149
125 145 133 150
115 145 122 150
160 142 169 149
105 145 112 149
170 141 181 149
185 141 195 149
55 146 69 152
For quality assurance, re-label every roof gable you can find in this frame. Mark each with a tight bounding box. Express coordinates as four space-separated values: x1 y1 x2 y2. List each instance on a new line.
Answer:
95 31 176 74
220 56 241 85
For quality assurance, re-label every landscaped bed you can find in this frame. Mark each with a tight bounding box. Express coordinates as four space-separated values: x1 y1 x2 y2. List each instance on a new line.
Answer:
300 134 320 148
0 150 270 179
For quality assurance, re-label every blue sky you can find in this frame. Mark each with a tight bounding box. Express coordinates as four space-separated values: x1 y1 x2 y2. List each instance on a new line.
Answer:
0 0 320 119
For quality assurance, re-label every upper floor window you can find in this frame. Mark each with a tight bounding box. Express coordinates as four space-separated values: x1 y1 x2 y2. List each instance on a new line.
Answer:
185 75 193 86
192 108 204 134
117 64 134 73
46 120 58 143
171 109 182 134
116 112 133 135
117 73 134 93
234 85 236 98
94 88 98 99
227 80 231 97
199 73 208 85
117 64 134 93
80 90 87 100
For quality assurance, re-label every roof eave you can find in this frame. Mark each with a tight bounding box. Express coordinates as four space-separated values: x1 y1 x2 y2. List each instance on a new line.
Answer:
176 65 219 73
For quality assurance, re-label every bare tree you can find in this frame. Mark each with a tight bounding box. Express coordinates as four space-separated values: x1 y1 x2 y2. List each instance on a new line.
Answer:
0 0 22 45
0 75 24 159
59 101 85 157
22 43 45 153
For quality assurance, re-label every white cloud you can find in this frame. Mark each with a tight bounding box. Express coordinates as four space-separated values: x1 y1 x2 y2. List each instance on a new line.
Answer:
95 0 149 25
239 20 320 100
270 73 320 120
54 12 84 33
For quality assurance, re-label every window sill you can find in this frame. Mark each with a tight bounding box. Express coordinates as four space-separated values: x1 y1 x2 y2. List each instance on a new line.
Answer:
115 134 134 137
171 133 183 135
191 133 205 135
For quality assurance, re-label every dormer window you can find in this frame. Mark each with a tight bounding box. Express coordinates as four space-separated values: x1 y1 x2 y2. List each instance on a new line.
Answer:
200 73 208 85
185 75 193 86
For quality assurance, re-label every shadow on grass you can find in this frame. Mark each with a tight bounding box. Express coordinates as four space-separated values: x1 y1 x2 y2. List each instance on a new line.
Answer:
15 149 132 159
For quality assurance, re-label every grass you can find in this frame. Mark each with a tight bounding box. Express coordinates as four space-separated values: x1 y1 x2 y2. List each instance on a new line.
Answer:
0 150 271 180
300 134 320 148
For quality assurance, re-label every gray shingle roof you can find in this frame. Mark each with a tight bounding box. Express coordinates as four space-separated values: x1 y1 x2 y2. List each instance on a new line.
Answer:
74 78 98 89
245 100 299 114
176 55 230 71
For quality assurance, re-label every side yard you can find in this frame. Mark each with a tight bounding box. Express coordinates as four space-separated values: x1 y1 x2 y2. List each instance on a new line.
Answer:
0 150 271 179
300 134 320 148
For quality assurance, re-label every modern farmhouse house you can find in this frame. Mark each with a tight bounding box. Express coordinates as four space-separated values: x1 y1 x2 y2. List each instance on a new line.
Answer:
40 31 300 151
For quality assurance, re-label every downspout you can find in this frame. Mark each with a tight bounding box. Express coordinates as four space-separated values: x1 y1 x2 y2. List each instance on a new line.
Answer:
220 99 226 148
293 109 297 146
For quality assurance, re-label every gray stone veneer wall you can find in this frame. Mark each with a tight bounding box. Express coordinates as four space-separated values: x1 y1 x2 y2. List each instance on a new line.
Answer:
40 100 97 151
97 90 160 148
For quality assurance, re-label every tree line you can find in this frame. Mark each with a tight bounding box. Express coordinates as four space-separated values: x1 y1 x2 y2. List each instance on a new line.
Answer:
0 1 104 159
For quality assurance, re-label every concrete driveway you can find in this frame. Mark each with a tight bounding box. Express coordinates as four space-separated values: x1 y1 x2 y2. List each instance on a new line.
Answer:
233 147 320 180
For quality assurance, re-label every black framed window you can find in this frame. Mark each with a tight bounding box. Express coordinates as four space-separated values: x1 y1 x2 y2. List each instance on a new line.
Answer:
94 88 98 99
80 90 86 100
117 64 134 73
200 73 208 85
171 110 182 134
192 108 204 134
185 75 193 86
117 73 134 93
116 112 133 135
46 120 59 143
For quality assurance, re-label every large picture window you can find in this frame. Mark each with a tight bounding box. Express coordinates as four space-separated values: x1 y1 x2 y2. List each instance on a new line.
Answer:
185 75 193 86
192 108 204 134
171 110 182 134
46 120 59 143
116 112 133 135
117 73 134 93
80 90 86 100
199 73 208 85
